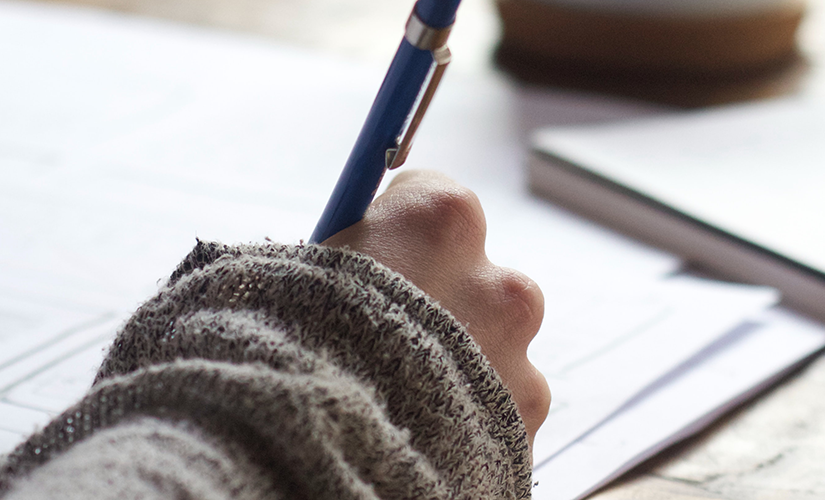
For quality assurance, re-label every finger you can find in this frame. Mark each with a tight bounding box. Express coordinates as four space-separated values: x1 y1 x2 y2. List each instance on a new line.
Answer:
447 263 548 444
323 171 488 294
490 266 545 350
371 171 488 256
499 357 551 445
322 170 456 246
456 264 544 354
383 169 457 192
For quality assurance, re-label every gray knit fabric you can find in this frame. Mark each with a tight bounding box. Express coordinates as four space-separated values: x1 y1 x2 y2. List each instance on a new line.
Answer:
0 241 532 499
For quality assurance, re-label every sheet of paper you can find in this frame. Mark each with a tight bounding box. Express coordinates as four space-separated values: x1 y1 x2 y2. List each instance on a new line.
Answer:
0 294 100 366
0 430 23 455
0 315 123 396
532 307 825 500
0 314 123 454
0 0 678 311
530 277 778 462
4 334 114 414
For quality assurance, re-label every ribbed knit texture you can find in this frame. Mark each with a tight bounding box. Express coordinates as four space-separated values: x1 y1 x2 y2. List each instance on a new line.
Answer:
0 241 532 499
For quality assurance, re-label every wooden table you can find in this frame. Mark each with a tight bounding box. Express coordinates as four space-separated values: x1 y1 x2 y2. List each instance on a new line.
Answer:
36 0 825 498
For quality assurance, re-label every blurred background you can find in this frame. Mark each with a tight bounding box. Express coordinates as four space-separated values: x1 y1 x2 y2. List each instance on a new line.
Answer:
35 0 825 105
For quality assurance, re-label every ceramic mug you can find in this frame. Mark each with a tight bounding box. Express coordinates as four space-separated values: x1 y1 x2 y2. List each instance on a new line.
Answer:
527 0 804 16
496 0 806 75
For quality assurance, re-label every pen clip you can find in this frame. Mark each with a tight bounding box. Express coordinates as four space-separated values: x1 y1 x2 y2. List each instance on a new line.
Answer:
386 14 453 171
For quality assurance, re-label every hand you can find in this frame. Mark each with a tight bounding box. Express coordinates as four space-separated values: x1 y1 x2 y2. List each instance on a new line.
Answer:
323 170 551 445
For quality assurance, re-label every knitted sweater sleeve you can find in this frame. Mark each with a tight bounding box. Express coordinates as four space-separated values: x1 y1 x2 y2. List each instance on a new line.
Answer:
0 241 532 499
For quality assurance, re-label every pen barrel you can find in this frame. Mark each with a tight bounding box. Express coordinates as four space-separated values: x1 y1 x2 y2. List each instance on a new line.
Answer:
415 0 462 29
309 40 435 243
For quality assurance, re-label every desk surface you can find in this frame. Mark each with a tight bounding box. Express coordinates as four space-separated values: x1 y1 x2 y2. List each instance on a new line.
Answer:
37 0 825 498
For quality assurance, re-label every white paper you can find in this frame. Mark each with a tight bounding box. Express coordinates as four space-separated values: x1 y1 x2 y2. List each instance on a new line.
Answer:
0 315 123 393
532 307 825 500
530 278 778 462
0 430 23 455
0 403 52 436
0 294 99 367
5 334 114 414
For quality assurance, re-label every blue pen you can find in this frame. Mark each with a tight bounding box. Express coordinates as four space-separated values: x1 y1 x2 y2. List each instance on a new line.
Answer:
309 0 462 244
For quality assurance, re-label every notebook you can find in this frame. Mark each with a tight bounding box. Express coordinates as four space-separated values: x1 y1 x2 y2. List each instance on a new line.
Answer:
530 98 825 320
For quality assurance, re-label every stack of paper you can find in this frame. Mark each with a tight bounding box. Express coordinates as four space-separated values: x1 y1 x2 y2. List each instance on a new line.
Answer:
1 2 823 499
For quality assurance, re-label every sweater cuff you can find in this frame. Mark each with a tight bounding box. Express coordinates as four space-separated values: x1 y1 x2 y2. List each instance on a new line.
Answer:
165 240 532 497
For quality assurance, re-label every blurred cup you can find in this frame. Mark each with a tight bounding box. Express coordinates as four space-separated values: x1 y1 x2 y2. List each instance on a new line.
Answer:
496 0 807 104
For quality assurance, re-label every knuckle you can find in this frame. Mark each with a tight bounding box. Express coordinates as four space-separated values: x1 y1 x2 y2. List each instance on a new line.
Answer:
521 370 552 429
410 187 486 245
497 269 544 343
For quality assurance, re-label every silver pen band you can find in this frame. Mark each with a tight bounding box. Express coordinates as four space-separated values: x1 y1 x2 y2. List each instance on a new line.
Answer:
386 12 454 171
405 12 452 51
